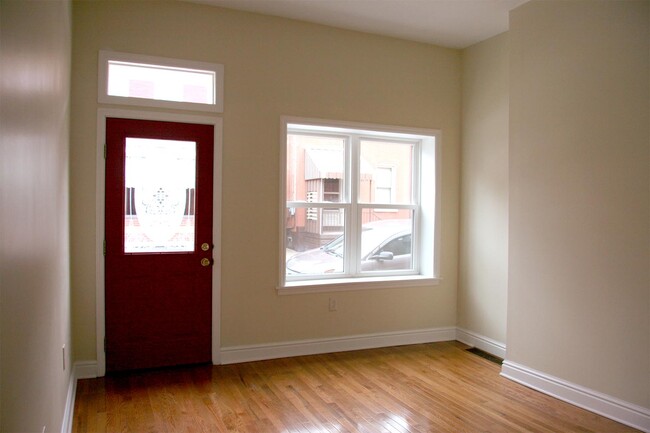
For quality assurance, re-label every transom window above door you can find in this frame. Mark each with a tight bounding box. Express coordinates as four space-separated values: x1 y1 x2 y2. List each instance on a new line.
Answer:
98 50 224 112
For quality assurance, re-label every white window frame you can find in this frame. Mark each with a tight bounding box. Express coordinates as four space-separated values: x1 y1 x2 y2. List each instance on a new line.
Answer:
279 116 441 294
98 50 224 112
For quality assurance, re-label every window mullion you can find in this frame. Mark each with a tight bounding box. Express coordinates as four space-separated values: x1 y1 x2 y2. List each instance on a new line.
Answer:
347 135 361 276
411 141 421 273
412 141 421 206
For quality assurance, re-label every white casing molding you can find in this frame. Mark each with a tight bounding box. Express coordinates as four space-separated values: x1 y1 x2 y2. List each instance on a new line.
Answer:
95 108 223 376
455 328 506 359
501 360 650 433
221 327 457 364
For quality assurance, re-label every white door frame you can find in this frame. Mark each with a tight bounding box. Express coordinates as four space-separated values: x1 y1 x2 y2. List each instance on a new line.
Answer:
96 108 222 376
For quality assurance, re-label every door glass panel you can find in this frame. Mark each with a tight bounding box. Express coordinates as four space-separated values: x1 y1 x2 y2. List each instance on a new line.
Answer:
124 137 196 253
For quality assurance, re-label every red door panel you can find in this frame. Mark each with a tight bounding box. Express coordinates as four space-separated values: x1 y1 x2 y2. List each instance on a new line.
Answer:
105 118 214 372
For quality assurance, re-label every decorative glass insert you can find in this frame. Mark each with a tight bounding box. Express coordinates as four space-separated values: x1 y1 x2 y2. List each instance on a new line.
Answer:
124 138 197 253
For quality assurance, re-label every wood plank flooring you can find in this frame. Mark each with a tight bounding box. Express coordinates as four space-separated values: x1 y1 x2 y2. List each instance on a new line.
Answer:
72 341 640 432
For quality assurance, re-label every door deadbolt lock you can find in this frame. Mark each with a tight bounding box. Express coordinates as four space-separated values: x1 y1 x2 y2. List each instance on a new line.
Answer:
200 258 211 267
201 242 210 251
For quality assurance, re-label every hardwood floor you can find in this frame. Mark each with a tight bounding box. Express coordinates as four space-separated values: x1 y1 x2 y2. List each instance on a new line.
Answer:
72 341 640 432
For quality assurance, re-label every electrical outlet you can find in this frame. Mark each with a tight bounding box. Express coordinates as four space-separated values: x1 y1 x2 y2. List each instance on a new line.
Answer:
328 297 337 312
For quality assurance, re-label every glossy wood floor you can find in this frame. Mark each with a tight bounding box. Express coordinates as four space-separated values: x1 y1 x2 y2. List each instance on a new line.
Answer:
72 341 640 433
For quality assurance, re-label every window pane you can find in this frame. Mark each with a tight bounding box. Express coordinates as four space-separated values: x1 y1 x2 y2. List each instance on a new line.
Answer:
108 61 215 105
360 140 413 204
124 138 196 253
360 210 413 272
286 207 346 277
286 134 346 202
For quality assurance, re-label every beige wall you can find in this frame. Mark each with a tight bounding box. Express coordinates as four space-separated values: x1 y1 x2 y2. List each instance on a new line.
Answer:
70 1 461 360
458 32 509 344
0 0 73 431
508 0 649 408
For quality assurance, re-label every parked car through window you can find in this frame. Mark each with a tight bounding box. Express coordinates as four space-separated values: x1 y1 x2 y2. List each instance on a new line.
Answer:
286 219 412 276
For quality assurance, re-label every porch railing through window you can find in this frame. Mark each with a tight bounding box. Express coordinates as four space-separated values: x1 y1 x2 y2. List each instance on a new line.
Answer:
322 208 344 232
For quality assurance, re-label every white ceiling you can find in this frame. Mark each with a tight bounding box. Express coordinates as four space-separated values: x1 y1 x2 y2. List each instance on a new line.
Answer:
188 0 528 49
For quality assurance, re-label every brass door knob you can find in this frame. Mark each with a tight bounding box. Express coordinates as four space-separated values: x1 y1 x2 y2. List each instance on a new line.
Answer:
201 258 211 267
201 242 210 251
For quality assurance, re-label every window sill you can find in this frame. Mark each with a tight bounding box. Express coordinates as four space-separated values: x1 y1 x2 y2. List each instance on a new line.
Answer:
277 275 441 295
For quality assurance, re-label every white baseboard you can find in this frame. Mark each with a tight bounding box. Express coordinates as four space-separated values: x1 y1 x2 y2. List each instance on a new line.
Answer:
60 361 98 433
455 328 506 359
60 371 76 433
74 360 99 380
501 360 650 433
221 327 457 364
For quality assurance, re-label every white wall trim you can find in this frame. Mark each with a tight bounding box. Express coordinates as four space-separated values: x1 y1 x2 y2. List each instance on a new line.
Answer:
60 371 76 433
96 108 223 376
455 328 506 359
501 360 650 433
60 361 99 433
221 327 456 364
74 360 99 380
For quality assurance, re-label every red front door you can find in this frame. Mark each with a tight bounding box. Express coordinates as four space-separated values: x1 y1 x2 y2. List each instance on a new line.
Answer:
105 118 214 372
